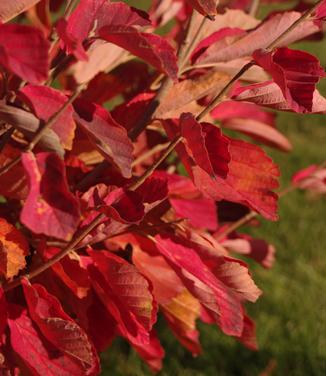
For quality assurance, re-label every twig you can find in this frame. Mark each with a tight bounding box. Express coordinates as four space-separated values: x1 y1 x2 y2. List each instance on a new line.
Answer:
249 0 260 17
196 61 255 121
129 137 182 191
132 142 170 167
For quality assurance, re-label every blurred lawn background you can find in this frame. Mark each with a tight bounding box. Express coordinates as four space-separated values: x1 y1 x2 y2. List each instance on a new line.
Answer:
102 2 326 375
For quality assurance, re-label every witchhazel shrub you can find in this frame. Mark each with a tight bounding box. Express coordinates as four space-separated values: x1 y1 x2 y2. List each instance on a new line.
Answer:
0 0 325 374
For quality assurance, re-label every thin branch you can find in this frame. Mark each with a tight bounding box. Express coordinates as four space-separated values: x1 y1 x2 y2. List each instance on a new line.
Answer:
132 142 170 167
129 136 182 191
196 61 255 121
249 0 260 17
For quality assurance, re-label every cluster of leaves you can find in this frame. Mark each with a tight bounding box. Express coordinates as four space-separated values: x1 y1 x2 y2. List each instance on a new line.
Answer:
0 0 325 374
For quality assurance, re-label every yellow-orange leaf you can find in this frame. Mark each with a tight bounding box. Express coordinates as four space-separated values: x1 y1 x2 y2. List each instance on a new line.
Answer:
0 218 29 279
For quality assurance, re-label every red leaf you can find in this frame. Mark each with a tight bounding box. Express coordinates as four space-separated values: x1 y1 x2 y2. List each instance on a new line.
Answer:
56 19 88 61
63 0 150 47
88 249 157 346
135 174 168 204
0 288 6 337
0 24 49 83
155 234 244 336
170 197 218 230
237 312 258 350
132 331 165 373
0 218 29 279
315 0 326 19
186 0 218 17
232 81 326 114
208 257 262 302
73 99 134 178
22 279 100 375
19 85 76 150
99 26 178 81
82 185 144 224
21 152 81 241
39 246 91 299
133 241 202 355
7 304 91 376
253 47 325 113
180 113 230 178
192 138 280 220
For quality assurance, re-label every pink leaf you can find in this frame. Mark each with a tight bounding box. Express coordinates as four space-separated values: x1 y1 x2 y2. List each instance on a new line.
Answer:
21 152 81 241
232 81 326 114
253 47 325 113
0 24 49 83
196 11 320 65
0 0 42 22
211 101 291 151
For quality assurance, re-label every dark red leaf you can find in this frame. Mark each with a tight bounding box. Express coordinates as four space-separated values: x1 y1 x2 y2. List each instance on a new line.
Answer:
180 113 230 179
88 249 157 346
73 99 134 178
21 152 81 241
7 304 90 376
22 279 100 375
253 47 325 113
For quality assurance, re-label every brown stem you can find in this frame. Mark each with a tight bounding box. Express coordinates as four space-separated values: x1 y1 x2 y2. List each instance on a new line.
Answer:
249 0 260 16
215 212 258 241
129 136 182 191
132 142 170 167
196 61 255 121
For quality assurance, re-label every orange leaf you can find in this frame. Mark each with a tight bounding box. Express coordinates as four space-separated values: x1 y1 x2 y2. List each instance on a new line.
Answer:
0 218 29 279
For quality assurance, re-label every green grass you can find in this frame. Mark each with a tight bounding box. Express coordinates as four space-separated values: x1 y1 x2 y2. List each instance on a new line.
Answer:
100 7 326 375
